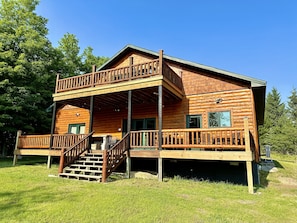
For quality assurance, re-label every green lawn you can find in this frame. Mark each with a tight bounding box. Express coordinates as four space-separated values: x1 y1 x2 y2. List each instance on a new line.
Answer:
0 154 296 223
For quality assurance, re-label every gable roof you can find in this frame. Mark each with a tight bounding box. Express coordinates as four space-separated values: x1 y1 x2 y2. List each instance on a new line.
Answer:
99 44 266 124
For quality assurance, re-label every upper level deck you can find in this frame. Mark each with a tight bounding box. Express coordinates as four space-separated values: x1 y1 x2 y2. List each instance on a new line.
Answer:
53 57 184 102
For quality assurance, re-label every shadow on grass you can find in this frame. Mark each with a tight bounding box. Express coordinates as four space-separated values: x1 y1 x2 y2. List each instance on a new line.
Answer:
0 156 50 168
0 185 70 218
256 159 284 190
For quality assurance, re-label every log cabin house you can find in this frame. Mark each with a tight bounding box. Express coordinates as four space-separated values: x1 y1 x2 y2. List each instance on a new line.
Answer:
13 45 266 193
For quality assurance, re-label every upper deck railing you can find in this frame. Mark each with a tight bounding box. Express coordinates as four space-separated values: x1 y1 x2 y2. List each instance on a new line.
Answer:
55 59 183 93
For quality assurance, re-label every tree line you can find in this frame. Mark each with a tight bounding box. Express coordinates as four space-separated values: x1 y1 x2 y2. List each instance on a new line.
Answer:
0 0 108 155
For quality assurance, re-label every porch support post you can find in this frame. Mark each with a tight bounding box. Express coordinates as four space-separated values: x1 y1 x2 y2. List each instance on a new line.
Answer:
89 96 94 133
244 117 254 194
13 130 22 166
126 56 133 177
88 95 94 152
47 102 57 169
126 88 132 178
158 85 163 182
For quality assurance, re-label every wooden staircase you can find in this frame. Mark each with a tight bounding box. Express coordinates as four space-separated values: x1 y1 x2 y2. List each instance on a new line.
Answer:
59 153 103 182
58 132 130 182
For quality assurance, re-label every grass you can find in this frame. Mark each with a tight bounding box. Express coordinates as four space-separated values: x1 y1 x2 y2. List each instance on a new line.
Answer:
0 154 296 223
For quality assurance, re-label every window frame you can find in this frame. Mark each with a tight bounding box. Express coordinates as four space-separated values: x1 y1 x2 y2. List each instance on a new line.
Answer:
68 123 86 134
186 114 202 128
208 110 231 128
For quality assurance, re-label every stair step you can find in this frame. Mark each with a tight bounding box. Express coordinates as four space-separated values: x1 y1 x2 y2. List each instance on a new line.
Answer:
59 173 102 181
80 157 103 161
69 164 102 170
75 160 103 165
65 168 102 173
85 153 103 157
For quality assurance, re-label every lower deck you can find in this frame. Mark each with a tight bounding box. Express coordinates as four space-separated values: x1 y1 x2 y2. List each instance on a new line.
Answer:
14 148 253 162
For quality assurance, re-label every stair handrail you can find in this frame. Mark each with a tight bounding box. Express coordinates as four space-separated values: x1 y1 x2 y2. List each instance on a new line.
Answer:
102 133 130 182
58 131 94 173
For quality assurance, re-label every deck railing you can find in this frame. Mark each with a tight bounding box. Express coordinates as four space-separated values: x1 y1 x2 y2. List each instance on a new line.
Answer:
130 128 247 150
58 131 94 173
162 62 183 91
55 59 183 93
102 133 130 182
56 59 161 93
17 134 88 150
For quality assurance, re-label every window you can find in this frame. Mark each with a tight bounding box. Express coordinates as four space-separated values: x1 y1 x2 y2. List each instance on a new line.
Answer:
208 111 231 128
68 123 86 134
186 115 202 128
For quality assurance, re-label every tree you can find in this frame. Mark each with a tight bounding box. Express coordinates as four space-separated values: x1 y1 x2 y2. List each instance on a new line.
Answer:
259 87 287 153
285 88 297 154
287 88 297 125
81 46 109 73
57 33 82 77
0 0 56 155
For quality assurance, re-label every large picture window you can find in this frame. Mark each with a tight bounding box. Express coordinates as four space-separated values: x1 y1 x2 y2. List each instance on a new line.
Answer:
208 111 231 128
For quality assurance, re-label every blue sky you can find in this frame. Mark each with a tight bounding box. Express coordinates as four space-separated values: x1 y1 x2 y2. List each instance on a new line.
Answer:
36 0 297 103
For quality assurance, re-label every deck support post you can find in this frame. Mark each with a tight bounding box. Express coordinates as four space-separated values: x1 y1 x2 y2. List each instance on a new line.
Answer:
158 85 163 181
158 158 163 182
126 88 132 178
244 117 254 194
12 130 22 166
48 102 57 169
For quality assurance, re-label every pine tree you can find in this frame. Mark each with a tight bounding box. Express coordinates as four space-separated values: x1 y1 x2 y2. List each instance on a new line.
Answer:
285 88 297 154
259 87 287 153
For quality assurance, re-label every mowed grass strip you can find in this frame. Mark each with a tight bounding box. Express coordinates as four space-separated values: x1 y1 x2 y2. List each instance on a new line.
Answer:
0 154 296 223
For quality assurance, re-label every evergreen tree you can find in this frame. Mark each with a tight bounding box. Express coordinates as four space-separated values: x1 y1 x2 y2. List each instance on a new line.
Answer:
259 87 287 153
285 88 297 154
287 88 297 125
0 0 56 155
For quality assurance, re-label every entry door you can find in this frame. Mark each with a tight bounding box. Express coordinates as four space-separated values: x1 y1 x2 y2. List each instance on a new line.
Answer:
186 115 202 144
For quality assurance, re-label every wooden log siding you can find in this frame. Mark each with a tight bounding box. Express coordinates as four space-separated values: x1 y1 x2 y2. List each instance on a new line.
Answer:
18 134 88 150
130 128 247 150
55 59 183 93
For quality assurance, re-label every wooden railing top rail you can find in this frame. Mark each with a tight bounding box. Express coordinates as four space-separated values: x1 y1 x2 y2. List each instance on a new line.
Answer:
55 59 183 93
